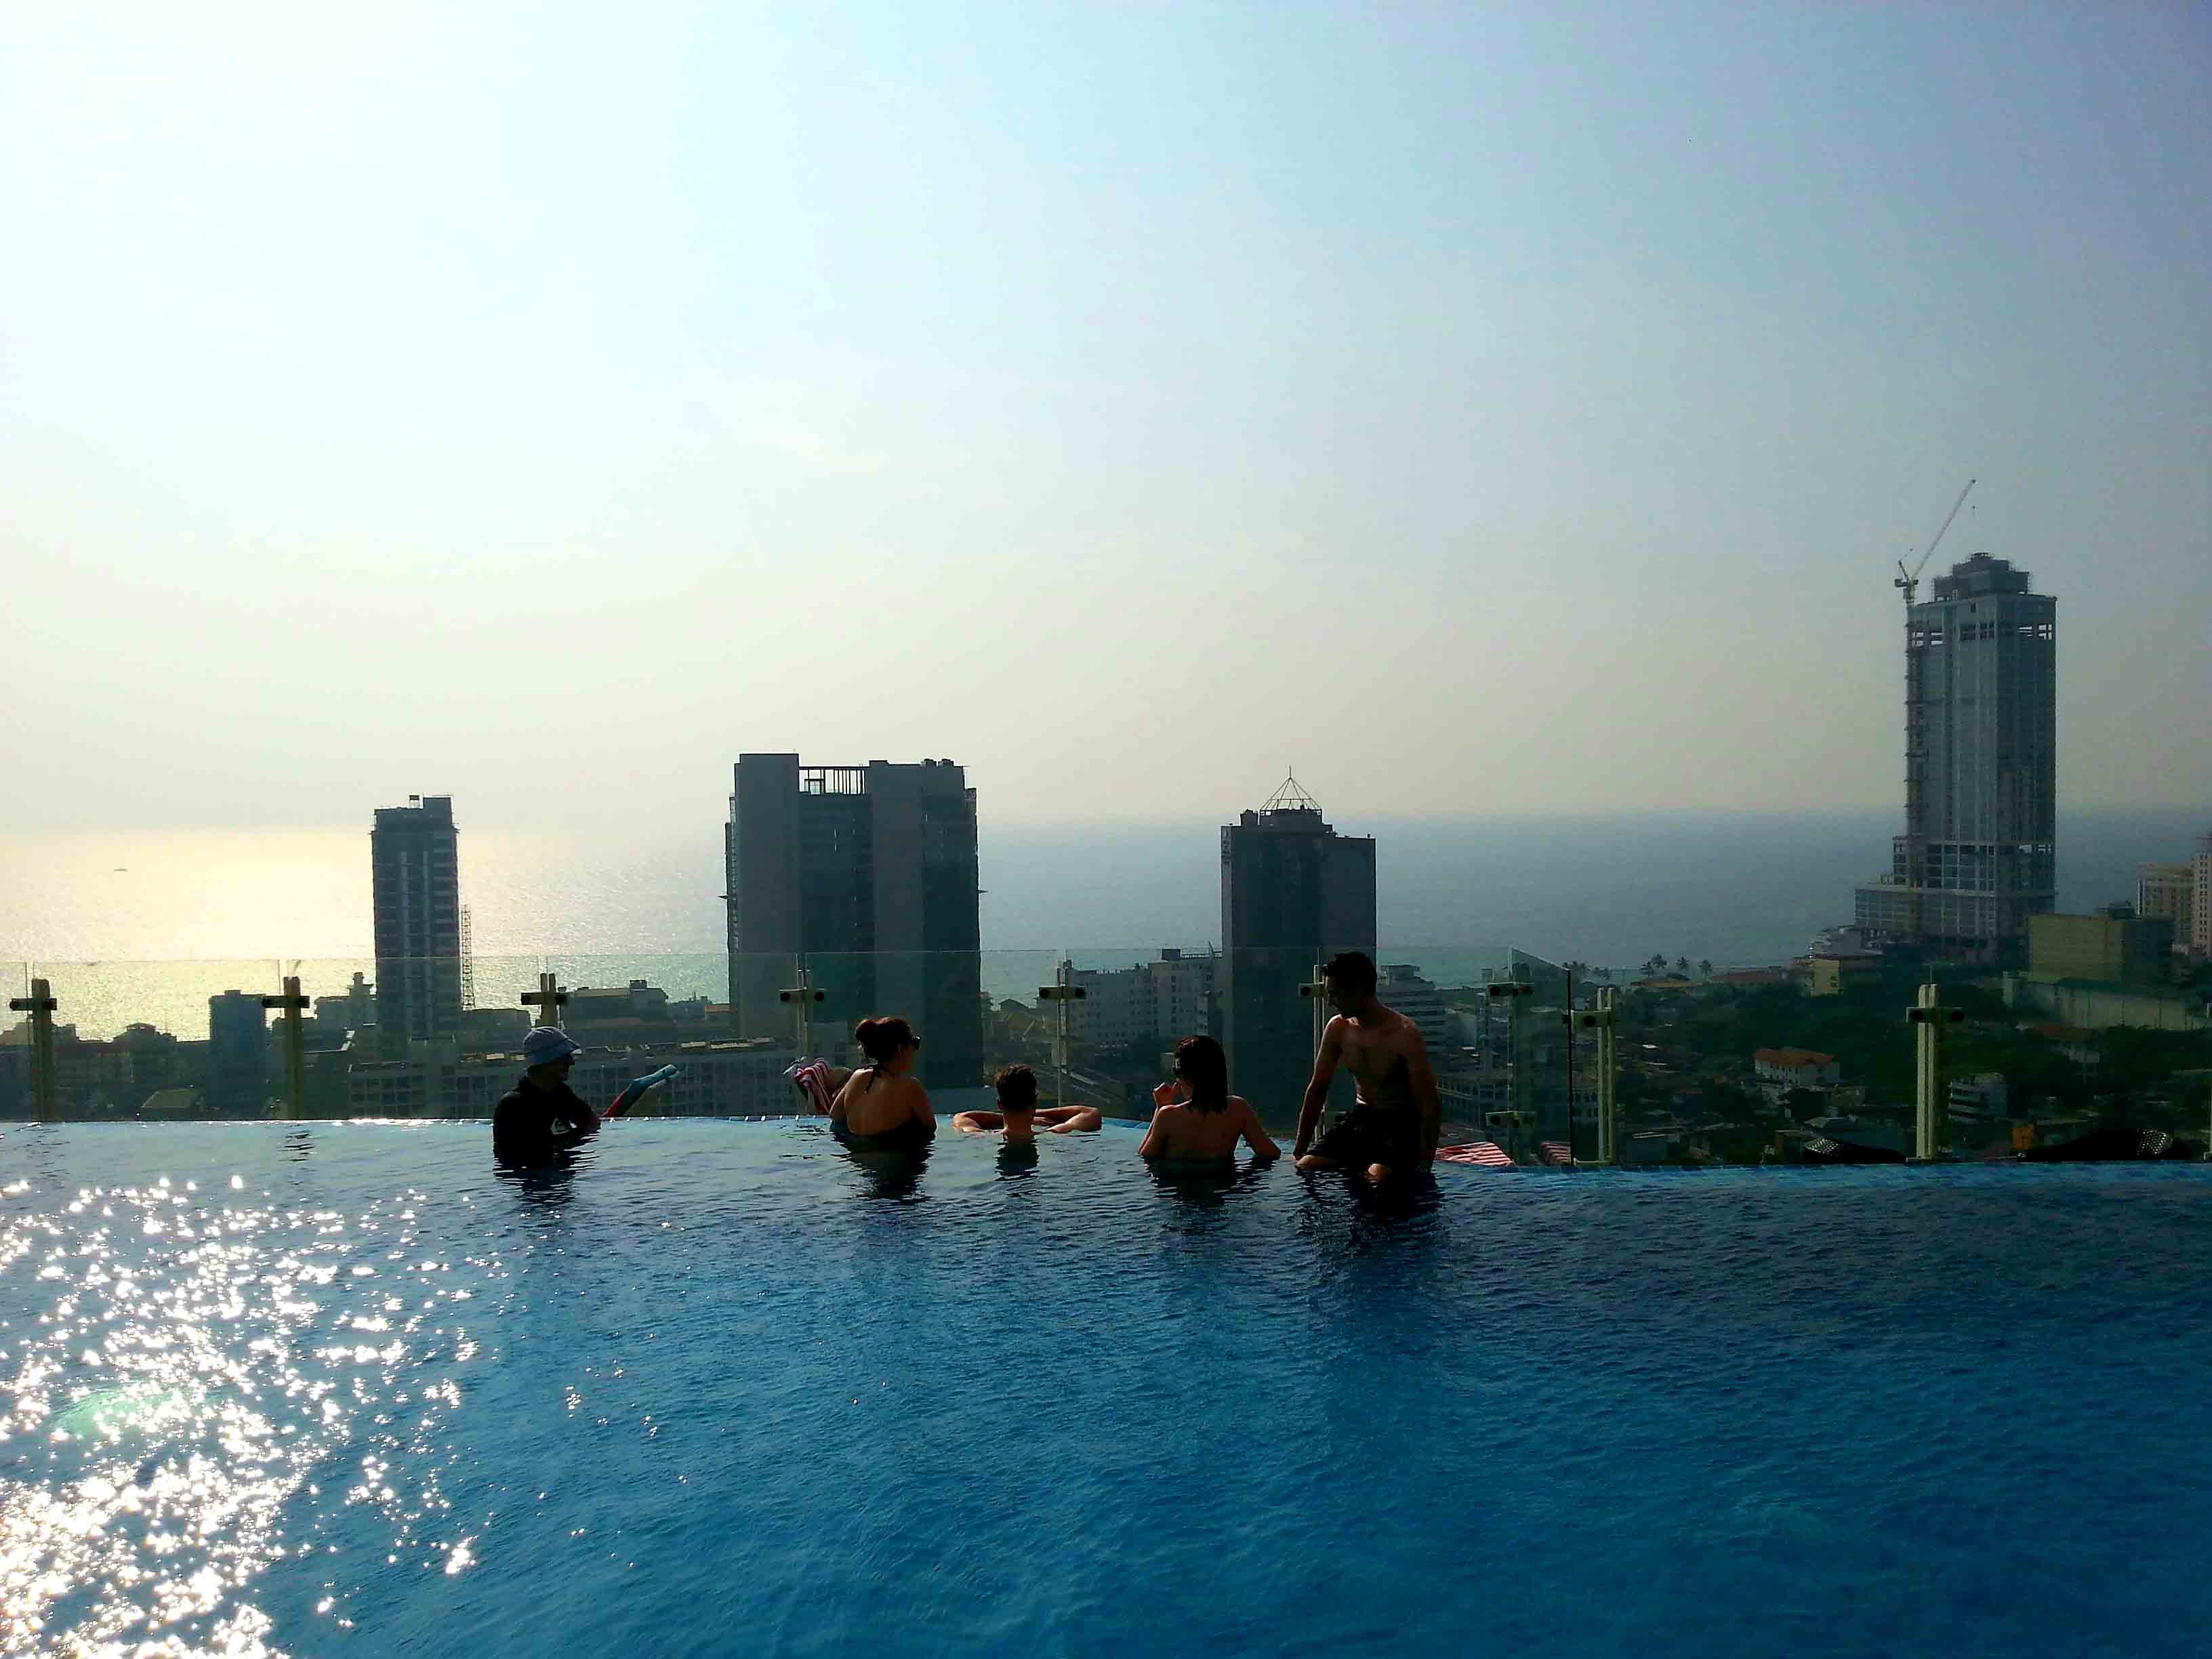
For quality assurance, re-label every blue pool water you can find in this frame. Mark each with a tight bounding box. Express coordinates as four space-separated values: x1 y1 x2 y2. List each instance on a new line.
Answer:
3 1122 2209 1657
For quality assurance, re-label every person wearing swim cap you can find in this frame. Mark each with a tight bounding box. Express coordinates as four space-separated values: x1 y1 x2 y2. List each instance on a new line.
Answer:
491 1027 605 1166
952 1065 1102 1141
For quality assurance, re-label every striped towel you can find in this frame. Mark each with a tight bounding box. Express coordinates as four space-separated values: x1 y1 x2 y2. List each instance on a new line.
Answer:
1435 1141 1514 1168
783 1058 837 1115
1536 1141 1574 1166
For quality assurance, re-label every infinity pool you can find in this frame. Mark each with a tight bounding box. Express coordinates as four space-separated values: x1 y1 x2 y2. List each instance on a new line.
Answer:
3 1123 2208 1657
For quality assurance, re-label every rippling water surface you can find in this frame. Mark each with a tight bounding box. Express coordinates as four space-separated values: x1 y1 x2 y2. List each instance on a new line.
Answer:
3 1124 2209 1657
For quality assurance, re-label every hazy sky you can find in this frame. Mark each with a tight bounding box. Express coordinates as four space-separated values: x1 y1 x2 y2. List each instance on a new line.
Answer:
4 2 2207 836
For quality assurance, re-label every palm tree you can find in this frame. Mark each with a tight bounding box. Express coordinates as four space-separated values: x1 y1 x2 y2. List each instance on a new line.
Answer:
1698 958 1713 979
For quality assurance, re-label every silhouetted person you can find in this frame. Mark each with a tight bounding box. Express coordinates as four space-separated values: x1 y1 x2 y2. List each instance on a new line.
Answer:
830 1017 935 1151
954 1065 1101 1141
1140 1035 1279 1164
493 1027 600 1167
1292 951 1440 1182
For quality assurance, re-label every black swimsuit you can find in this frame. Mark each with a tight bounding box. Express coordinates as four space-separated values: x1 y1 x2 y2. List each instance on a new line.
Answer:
834 1069 933 1153
1311 1055 1420 1171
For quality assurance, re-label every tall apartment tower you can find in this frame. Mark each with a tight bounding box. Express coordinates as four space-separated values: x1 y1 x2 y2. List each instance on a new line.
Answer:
1853 552 2057 962
1220 777 1376 1126
371 794 464 1057
2194 829 2212 958
724 756 982 1091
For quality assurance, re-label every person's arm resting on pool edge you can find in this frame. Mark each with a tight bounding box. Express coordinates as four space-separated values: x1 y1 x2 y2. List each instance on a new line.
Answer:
952 1110 1002 1134
1292 1017 1345 1164
1033 1105 1101 1133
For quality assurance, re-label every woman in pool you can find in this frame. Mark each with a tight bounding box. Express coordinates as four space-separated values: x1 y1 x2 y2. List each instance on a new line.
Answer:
828 1016 935 1151
1139 1035 1279 1164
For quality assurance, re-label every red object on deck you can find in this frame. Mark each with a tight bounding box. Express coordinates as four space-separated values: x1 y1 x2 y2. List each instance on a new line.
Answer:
1435 1141 1513 1168
1536 1141 1573 1166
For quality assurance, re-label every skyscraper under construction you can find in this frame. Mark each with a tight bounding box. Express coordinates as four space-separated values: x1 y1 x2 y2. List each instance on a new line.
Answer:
1854 552 2056 962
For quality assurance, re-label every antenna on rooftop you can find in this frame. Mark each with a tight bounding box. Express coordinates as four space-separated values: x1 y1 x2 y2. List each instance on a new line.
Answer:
1261 770 1322 813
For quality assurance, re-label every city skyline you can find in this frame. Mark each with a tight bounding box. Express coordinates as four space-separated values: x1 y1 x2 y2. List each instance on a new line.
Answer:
3 5 2209 838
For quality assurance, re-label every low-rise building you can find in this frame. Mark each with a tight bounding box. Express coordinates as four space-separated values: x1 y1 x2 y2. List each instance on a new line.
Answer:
2135 863 2195 957
347 1036 800 1119
1798 952 1885 996
2029 909 2174 985
1753 1047 1841 1096
1947 1073 2009 1120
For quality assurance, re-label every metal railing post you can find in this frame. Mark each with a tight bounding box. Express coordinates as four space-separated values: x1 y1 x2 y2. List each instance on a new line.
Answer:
521 972 568 1030
779 964 825 1057
1581 989 1618 1165
1038 961 1086 1109
1485 979 1534 1162
9 978 58 1124
262 975 310 1120
1908 981 1961 1161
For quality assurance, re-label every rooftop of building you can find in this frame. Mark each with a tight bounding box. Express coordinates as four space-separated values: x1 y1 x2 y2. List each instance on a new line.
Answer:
1929 551 2036 600
1755 1046 1837 1068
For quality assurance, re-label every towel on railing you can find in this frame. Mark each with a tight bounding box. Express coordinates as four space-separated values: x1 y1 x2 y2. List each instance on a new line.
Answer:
1435 1141 1513 1168
783 1059 836 1115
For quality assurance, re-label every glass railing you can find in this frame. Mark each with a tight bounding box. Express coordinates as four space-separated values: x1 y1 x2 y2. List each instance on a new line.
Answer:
7 949 2207 1164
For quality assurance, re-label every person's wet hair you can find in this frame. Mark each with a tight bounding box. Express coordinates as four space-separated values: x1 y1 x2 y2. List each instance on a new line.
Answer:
994 1065 1038 1112
1324 951 1378 999
1172 1035 1229 1114
855 1016 918 1065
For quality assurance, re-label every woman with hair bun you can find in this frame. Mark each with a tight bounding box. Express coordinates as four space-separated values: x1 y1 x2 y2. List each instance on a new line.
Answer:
828 1016 935 1151
1139 1034 1278 1164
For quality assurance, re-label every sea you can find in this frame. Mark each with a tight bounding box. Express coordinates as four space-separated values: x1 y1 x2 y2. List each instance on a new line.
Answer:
1 808 2201 1042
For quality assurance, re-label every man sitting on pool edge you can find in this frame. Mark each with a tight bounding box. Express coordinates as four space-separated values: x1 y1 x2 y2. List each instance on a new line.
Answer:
951 1065 1103 1143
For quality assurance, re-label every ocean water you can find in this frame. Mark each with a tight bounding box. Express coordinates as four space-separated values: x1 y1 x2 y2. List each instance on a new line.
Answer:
3 1122 2209 1658
1 808 2201 1040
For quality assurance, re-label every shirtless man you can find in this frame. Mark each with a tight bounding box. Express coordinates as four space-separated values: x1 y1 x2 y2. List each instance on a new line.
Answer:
951 1065 1102 1141
1292 951 1441 1183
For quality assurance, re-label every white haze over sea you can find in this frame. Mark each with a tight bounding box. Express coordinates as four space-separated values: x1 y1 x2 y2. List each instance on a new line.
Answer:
2 808 2202 1042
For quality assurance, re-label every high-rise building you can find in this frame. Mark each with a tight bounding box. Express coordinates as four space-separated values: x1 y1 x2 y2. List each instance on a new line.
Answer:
1853 552 2057 962
724 756 982 1091
2136 861 2195 958
207 989 268 1115
2194 830 2212 958
371 794 464 1057
1220 777 1376 1125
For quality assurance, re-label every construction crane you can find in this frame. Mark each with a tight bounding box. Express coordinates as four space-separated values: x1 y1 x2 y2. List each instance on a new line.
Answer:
1893 478 1976 608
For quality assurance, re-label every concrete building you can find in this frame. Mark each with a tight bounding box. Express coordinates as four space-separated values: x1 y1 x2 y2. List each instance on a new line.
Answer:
2198 830 2212 958
2028 909 2173 986
1380 964 1458 1069
1065 949 1220 1052
1855 552 2057 962
1798 953 1885 996
314 972 375 1034
207 990 268 1115
347 1036 798 1119
1220 777 1376 1124
724 756 982 1092
1753 1047 1841 1098
371 794 464 1057
2135 861 2195 957
1948 1073 2009 1120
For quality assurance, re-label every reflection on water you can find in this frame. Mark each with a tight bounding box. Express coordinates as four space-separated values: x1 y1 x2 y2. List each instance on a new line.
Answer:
831 1138 933 1202
1145 1158 1273 1209
995 1142 1040 1179
0 1158 491 1656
